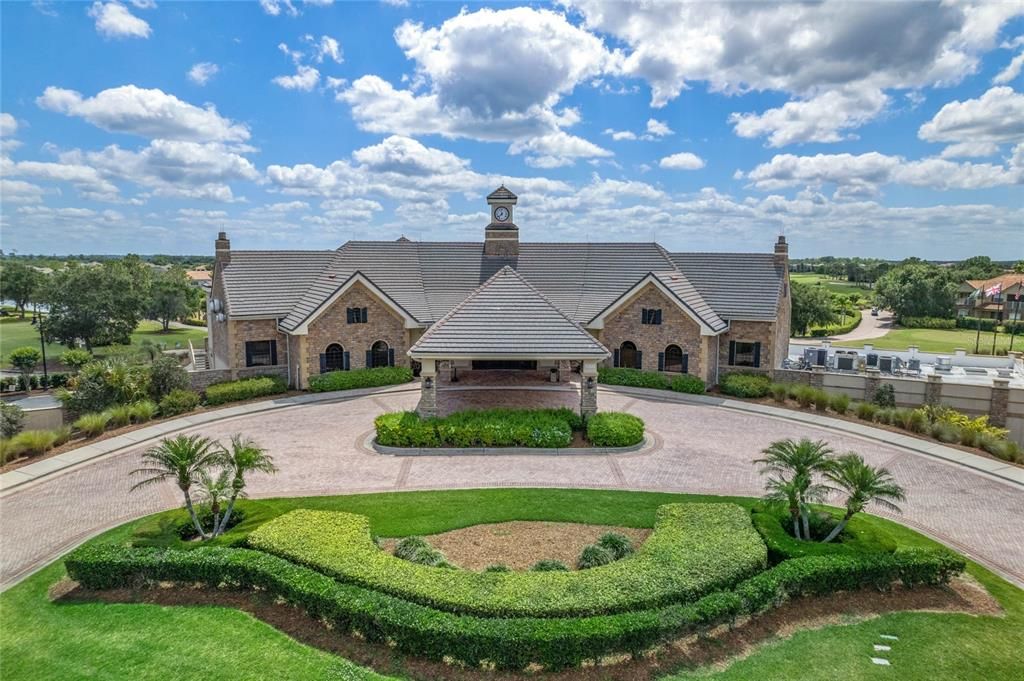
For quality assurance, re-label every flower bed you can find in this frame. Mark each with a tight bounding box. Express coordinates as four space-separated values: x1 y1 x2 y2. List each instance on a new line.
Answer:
308 367 413 393
246 503 767 618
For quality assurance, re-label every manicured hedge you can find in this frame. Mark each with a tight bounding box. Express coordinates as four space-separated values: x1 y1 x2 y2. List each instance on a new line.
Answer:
586 412 645 447
597 367 707 395
719 372 771 398
247 504 767 618
65 543 964 671
375 408 581 449
204 376 287 405
670 374 706 394
309 367 413 393
900 316 957 330
752 512 897 563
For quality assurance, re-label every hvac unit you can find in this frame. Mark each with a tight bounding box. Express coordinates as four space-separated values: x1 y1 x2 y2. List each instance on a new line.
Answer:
835 351 858 371
866 353 879 368
907 358 922 373
878 356 902 374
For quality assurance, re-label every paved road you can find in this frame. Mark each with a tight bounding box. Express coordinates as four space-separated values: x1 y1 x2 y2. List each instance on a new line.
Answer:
792 309 895 346
1 389 1022 589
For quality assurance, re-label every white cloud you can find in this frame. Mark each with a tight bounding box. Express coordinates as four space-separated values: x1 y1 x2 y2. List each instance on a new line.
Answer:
260 0 297 17
508 131 613 168
352 135 468 175
4 158 121 201
273 65 320 91
381 0 409 6
36 85 250 142
188 62 220 86
1 179 46 204
918 86 1024 144
306 34 342 64
0 112 18 138
604 128 637 141
645 118 673 137
730 86 889 147
993 52 1024 84
261 201 310 213
87 2 151 39
659 151 705 170
939 141 1001 159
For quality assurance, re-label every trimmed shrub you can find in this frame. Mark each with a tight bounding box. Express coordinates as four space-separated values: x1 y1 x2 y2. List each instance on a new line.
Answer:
104 404 133 428
74 412 111 438
60 349 93 372
900 316 956 329
65 544 964 671
577 545 615 570
247 504 768 618
376 408 581 449
205 376 287 406
586 412 645 447
872 383 896 408
308 367 413 393
956 316 998 332
769 383 789 403
407 547 447 567
669 374 706 395
128 400 158 423
597 367 669 390
719 373 771 399
394 537 431 561
159 389 200 417
484 564 511 573
854 402 878 421
10 429 58 457
148 355 190 401
1 402 25 438
829 393 851 415
598 532 635 560
176 508 247 541
531 560 569 572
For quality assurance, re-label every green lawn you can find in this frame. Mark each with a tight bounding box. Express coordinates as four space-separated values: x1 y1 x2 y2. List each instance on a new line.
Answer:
1 488 1020 681
0 317 207 369
833 326 1019 355
791 273 874 302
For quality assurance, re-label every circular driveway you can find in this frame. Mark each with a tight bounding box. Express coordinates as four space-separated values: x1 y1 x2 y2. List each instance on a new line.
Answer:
1 388 1022 588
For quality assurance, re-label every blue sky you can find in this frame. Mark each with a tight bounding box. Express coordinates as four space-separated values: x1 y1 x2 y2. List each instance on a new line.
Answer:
1 0 1022 259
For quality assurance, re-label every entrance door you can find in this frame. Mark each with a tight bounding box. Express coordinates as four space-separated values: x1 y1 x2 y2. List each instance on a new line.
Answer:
471 360 538 370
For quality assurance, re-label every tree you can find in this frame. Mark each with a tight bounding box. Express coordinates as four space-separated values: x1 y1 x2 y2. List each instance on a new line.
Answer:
195 468 232 537
130 434 222 540
821 453 905 543
42 260 150 350
148 354 190 400
950 255 1003 281
874 262 957 319
762 474 804 539
60 349 93 373
1013 261 1024 274
7 347 41 383
214 434 277 536
0 262 42 318
790 281 836 336
755 438 834 540
148 268 192 332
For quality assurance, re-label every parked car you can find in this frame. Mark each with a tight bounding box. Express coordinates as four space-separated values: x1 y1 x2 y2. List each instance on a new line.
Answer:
871 307 879 316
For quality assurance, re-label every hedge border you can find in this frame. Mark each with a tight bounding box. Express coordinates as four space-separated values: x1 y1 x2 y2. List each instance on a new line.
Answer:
65 544 964 671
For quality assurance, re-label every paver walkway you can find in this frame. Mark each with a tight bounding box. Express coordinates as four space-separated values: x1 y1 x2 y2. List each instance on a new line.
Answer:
1 388 1022 590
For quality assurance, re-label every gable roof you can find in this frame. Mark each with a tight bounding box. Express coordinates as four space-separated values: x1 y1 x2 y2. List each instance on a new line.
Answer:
410 266 609 358
487 185 517 201
587 272 727 334
669 252 784 321
220 250 335 318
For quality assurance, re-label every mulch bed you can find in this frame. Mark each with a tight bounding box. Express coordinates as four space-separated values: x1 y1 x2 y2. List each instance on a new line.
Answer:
379 522 651 571
52 574 1000 681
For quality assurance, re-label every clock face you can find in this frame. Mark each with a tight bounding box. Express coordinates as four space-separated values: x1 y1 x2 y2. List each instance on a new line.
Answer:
494 206 510 222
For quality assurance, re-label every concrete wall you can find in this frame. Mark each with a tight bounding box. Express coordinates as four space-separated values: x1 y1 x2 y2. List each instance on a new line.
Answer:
188 365 289 391
21 405 66 430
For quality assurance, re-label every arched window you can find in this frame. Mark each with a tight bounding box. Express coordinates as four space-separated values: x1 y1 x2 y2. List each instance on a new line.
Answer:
370 340 392 368
325 343 345 371
663 344 687 373
617 341 640 370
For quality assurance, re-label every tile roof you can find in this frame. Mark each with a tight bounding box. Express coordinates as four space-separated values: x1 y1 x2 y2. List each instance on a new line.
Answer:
965 274 1024 291
410 266 609 357
669 252 784 321
652 271 727 331
486 185 517 201
220 250 335 318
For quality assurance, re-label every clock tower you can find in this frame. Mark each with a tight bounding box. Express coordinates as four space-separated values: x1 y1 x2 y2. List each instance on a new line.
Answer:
484 185 519 257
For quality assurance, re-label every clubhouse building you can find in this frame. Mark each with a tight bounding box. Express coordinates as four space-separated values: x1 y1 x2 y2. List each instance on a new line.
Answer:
204 187 791 416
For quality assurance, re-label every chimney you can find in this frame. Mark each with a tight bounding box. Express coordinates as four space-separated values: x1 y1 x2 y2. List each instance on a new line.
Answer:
773 235 788 268
215 231 231 266
484 185 519 258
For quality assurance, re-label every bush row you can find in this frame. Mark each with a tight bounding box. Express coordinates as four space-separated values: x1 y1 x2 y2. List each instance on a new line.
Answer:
597 367 706 395
204 375 287 405
65 544 964 671
805 315 861 337
719 372 772 398
246 504 767 618
309 367 413 393
751 512 897 563
585 412 645 447
0 373 71 392
900 316 957 329
375 408 582 449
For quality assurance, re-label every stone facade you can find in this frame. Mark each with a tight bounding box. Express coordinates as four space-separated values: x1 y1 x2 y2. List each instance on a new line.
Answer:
302 281 409 384
718 319 779 376
230 318 289 373
599 283 705 379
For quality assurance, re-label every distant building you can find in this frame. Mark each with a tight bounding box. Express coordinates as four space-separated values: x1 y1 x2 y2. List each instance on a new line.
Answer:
957 274 1024 321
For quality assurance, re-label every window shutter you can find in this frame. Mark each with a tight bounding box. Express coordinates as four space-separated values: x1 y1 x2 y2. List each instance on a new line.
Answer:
343 351 350 371
345 308 352 323
635 350 643 369
682 354 689 374
269 340 278 366
655 309 662 325
658 352 665 371
388 348 395 367
613 349 620 367
728 341 736 365
365 350 373 368
319 353 327 374
753 342 762 368
641 308 648 324
361 307 368 323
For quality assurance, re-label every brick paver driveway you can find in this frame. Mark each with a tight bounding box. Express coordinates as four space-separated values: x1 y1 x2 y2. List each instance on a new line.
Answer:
2 388 1022 589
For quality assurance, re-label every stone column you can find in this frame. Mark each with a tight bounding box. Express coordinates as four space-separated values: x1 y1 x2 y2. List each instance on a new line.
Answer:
558 360 572 382
924 374 943 406
990 377 1010 427
810 365 825 390
580 359 598 419
864 368 881 403
417 359 438 417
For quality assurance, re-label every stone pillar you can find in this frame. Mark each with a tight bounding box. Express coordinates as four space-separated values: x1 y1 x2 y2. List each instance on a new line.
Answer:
864 368 881 403
990 377 1010 427
810 365 825 389
925 374 943 406
580 359 598 419
417 359 438 417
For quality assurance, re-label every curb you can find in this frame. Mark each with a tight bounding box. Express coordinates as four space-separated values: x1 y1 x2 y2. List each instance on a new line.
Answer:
366 432 654 456
598 384 1024 488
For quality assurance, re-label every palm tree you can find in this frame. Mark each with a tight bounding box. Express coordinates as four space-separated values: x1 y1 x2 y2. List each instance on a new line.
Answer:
130 434 222 540
214 434 276 536
755 438 834 540
821 453 906 543
762 475 804 539
195 468 232 537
